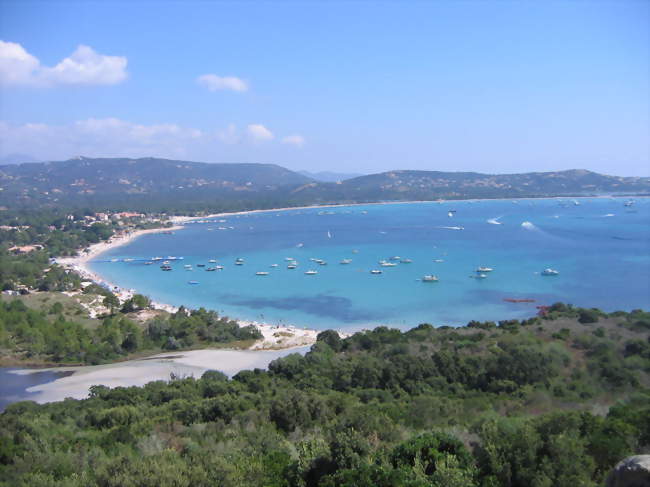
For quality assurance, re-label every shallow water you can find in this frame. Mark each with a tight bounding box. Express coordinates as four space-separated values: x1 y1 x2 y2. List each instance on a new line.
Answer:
89 198 650 331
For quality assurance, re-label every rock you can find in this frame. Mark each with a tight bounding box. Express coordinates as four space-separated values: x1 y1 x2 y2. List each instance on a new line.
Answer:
606 455 650 487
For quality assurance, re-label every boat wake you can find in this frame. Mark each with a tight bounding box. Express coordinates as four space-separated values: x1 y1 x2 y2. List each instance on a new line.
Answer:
521 221 538 231
487 216 503 225
437 226 464 230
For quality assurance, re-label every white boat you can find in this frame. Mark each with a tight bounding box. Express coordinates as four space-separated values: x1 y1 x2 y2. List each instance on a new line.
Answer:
476 267 493 273
256 271 269 276
110 258 119 262
422 275 438 282
340 259 352 264
123 258 134 262
541 268 559 276
184 264 192 268
380 262 397 267
624 200 634 207
152 256 163 261
327 230 332 238
287 264 297 269
305 270 318 275
389 256 401 261
370 269 382 274
208 259 217 263
270 264 279 268
400 258 412 263
474 273 488 279
434 259 445 263
285 257 295 261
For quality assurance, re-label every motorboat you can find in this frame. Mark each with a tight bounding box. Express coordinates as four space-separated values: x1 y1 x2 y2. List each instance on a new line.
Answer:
340 259 352 264
400 258 412 264
476 267 493 273
305 270 318 275
380 262 397 267
370 269 382 274
422 275 438 282
287 264 297 269
541 268 559 276
256 271 269 276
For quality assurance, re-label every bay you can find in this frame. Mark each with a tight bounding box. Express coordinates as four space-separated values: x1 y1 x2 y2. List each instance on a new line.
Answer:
89 198 650 331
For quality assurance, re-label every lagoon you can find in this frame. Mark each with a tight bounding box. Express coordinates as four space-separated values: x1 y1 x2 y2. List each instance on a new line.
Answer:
89 198 650 331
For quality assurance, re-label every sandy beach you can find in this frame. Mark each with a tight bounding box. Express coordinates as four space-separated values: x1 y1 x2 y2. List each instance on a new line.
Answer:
54 219 324 349
9 347 310 404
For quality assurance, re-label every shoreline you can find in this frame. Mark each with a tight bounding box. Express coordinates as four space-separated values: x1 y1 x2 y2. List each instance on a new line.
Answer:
54 194 641 351
55 222 323 350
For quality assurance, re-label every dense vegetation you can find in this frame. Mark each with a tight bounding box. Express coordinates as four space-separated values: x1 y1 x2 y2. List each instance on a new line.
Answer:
2 157 648 211
0 300 262 364
1 304 648 486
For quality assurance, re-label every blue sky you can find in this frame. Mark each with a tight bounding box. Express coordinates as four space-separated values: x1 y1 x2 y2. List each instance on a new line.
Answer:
0 0 648 175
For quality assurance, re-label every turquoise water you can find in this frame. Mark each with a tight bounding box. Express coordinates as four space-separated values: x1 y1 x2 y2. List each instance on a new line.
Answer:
89 198 650 331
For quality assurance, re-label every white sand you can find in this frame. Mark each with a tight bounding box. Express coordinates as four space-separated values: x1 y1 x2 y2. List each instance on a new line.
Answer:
11 347 309 404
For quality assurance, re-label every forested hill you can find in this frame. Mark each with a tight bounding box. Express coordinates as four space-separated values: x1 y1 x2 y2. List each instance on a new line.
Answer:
1 304 649 485
292 169 650 202
0 157 312 210
1 157 648 211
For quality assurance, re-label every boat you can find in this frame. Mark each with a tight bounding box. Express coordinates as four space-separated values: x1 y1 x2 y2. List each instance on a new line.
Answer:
285 257 295 261
188 281 199 285
152 256 163 261
541 268 559 276
197 264 206 267
287 264 297 269
110 258 119 262
144 262 153 265
370 269 382 274
270 264 279 268
422 275 438 282
389 256 401 261
235 258 244 265
340 259 352 264
380 262 397 267
433 259 445 263
400 258 412 264
476 267 493 273
327 230 332 238
352 249 359 254
161 265 172 271
184 264 192 268
206 267 217 271
624 200 634 207
318 261 328 266
304 270 318 275
256 271 269 276
215 265 224 270
123 258 134 262
474 273 488 279
208 259 217 263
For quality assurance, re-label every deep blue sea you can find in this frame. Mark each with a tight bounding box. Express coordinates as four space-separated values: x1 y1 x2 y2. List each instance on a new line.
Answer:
89 198 650 331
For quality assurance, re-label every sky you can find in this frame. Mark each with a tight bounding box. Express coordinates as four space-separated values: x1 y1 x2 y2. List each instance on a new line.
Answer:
0 0 648 176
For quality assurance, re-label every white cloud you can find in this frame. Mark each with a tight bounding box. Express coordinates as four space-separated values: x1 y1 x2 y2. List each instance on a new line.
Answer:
0 41 127 86
0 119 300 161
197 74 248 92
247 124 274 142
282 134 305 147
0 41 40 85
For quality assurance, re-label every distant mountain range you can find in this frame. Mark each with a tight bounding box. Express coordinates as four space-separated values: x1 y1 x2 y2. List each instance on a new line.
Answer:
1 157 648 211
298 170 365 182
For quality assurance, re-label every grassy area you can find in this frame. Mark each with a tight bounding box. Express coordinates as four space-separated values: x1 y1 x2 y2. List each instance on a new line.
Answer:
0 291 99 329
